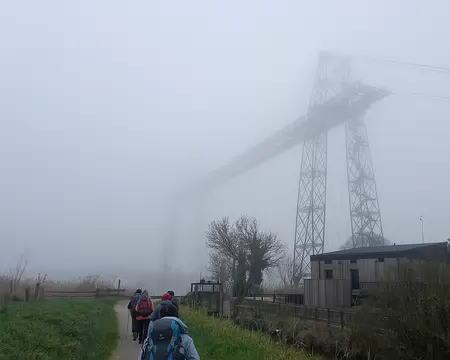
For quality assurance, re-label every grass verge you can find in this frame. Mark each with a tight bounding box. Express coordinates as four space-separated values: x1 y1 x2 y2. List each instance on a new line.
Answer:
181 307 318 360
0 298 118 360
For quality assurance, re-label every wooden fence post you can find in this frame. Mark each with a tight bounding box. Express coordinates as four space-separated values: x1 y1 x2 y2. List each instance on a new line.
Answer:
314 307 317 321
96 288 100 297
117 280 121 296
34 283 40 301
9 280 13 297
340 311 344 329
327 308 330 326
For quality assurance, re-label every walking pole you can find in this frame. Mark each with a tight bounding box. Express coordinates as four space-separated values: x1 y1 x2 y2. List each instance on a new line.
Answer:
126 312 130 339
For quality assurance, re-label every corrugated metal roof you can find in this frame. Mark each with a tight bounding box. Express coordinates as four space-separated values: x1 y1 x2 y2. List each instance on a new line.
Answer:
323 243 434 256
310 242 448 261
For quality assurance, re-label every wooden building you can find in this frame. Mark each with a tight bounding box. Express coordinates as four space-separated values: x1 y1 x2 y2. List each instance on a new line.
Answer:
189 280 223 316
304 242 448 308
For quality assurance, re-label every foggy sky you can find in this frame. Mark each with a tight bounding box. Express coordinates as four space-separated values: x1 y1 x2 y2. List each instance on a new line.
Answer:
0 1 449 292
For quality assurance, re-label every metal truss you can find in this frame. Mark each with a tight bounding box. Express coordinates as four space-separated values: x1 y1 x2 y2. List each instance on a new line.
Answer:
293 53 384 283
293 52 351 283
346 118 384 247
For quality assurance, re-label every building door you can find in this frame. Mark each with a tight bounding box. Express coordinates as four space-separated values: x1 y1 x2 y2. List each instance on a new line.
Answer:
350 269 360 290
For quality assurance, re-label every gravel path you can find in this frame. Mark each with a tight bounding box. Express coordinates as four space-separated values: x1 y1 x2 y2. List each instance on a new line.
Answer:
111 300 141 360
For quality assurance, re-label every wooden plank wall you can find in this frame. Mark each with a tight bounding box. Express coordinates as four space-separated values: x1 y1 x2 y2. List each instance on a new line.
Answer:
307 255 444 308
311 257 400 282
311 260 320 279
304 279 351 308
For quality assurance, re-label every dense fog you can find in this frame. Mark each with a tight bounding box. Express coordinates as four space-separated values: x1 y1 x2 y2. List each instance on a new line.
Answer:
0 1 449 294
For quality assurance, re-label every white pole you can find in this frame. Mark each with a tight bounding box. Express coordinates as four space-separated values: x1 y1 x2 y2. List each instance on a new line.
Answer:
420 216 425 243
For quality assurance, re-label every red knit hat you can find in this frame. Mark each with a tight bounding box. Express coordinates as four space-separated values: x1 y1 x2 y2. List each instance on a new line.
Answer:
161 293 172 301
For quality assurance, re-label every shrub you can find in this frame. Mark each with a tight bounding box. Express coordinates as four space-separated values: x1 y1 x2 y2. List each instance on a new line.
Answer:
351 260 450 359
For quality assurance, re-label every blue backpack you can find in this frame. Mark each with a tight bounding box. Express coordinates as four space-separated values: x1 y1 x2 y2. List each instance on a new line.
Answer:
133 293 142 305
140 318 185 360
131 293 142 313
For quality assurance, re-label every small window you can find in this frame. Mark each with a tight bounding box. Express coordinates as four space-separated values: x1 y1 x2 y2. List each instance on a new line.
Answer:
325 270 333 279
324 259 332 264
377 258 385 263
350 259 357 264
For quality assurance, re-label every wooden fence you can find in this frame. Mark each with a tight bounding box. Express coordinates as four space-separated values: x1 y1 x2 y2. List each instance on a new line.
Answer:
43 287 128 299
237 298 356 328
247 292 304 304
0 278 128 308
0 278 35 303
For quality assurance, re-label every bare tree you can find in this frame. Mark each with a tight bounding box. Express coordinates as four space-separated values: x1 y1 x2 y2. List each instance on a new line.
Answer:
239 216 285 289
208 251 233 295
277 255 295 288
205 214 285 297
205 217 242 261
206 217 245 297
10 254 28 284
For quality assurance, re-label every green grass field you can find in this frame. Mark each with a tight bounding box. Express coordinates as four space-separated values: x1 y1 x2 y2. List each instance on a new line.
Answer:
181 307 319 360
0 298 118 360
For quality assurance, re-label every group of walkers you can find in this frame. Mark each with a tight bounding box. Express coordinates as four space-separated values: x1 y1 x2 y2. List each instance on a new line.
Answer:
127 289 200 360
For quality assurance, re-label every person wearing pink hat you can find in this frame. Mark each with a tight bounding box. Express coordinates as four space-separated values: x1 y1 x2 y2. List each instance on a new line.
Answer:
161 293 172 301
150 293 173 321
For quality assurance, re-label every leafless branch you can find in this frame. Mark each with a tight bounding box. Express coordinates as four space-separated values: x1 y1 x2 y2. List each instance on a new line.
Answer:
205 217 241 261
277 254 295 287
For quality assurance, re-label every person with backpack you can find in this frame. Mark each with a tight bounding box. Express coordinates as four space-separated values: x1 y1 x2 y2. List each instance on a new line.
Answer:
167 290 179 310
139 301 200 360
150 293 173 322
127 288 142 341
135 290 154 344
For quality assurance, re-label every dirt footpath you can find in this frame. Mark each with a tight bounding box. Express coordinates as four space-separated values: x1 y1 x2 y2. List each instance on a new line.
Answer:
111 300 141 360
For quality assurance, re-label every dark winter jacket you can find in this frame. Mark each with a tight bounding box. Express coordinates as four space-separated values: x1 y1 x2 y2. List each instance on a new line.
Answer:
150 300 176 321
127 292 142 314
171 297 179 310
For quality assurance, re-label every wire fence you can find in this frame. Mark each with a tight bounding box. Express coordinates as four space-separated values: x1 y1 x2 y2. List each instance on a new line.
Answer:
237 298 357 328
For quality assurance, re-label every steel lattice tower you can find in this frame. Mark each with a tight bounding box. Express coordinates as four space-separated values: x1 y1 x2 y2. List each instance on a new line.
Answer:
346 118 384 247
293 52 384 283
